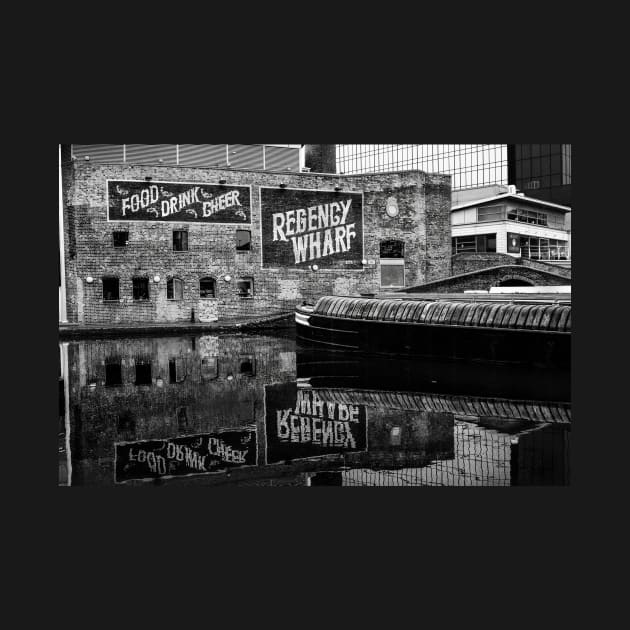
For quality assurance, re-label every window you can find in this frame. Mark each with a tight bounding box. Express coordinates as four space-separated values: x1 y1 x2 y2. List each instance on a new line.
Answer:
167 278 184 300
237 277 254 298
240 357 255 376
105 360 122 387
135 359 152 385
477 205 504 222
380 240 405 288
452 234 496 254
236 230 251 252
200 277 216 299
102 277 120 301
169 358 185 383
113 231 129 247
173 230 188 252
507 208 549 227
380 240 405 258
133 278 150 301
117 411 135 433
177 407 188 431
201 357 219 380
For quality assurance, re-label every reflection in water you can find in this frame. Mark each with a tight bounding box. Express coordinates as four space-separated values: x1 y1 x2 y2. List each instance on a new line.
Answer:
58 332 570 486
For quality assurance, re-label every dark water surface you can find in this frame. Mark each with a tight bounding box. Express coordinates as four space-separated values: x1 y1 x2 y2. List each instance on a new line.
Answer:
58 331 570 487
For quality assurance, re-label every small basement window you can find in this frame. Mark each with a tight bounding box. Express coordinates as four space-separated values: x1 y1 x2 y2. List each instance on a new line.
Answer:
200 277 216 299
102 277 120 301
173 230 188 252
135 360 152 385
236 230 251 252
167 278 184 301
133 278 150 301
237 277 254 298
113 231 129 247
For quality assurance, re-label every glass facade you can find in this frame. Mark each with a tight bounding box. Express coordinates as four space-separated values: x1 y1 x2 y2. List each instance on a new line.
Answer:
508 144 571 206
336 145 508 191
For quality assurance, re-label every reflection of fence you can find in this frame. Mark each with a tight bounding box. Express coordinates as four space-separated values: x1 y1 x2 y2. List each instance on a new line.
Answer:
340 422 512 486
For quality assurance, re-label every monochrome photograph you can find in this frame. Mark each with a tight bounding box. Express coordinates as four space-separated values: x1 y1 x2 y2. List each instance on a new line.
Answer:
58 144 571 487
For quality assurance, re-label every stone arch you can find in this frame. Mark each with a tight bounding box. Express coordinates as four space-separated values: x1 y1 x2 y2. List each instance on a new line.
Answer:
495 274 535 287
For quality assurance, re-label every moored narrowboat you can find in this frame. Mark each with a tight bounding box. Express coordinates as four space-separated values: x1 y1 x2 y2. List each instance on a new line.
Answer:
295 294 571 369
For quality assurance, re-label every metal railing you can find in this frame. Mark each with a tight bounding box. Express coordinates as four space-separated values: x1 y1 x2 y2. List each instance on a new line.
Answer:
520 245 570 261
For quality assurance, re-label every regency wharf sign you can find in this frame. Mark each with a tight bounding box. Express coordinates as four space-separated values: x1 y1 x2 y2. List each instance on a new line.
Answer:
260 187 364 269
107 180 251 224
264 382 368 465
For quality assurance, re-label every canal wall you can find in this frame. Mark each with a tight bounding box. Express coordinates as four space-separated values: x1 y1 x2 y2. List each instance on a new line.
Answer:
61 146 451 325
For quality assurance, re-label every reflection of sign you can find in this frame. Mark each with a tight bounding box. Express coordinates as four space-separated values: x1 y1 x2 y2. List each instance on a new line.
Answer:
115 426 257 483
261 187 364 269
265 382 367 464
107 180 251 224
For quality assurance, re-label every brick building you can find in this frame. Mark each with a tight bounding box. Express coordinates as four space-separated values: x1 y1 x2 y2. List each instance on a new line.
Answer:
60 144 451 324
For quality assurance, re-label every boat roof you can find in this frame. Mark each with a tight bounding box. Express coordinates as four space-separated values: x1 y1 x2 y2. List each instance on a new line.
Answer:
311 296 571 333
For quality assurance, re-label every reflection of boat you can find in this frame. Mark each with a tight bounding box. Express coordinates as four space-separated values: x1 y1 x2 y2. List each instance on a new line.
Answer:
296 348 570 404
295 295 571 368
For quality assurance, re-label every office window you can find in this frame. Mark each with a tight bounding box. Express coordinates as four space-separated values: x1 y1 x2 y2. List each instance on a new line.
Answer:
236 230 251 252
237 277 254 298
133 278 150 301
200 277 216 299
135 359 152 385
167 278 184 300
102 277 120 301
113 231 129 247
173 230 188 252
452 234 496 253
478 205 504 222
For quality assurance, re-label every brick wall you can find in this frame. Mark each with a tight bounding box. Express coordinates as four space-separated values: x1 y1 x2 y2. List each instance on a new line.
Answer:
61 155 451 324
451 253 572 280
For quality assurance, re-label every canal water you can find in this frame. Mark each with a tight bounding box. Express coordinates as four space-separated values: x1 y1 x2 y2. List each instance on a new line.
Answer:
58 331 570 487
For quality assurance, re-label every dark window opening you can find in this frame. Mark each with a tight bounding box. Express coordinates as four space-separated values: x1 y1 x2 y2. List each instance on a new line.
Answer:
200 278 216 299
167 278 184 300
240 357 255 376
173 230 188 252
105 361 122 387
380 240 405 258
169 358 185 383
237 277 254 298
133 278 150 301
113 231 129 247
236 230 251 252
102 277 120 301
135 360 152 385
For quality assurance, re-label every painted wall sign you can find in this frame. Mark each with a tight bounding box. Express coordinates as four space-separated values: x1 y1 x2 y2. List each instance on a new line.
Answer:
107 180 251 224
260 187 364 269
115 426 257 483
264 382 367 464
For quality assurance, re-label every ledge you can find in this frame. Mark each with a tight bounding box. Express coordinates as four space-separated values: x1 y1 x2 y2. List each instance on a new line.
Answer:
59 311 294 340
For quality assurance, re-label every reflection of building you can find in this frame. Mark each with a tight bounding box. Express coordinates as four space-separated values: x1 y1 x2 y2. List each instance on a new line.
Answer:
60 144 451 324
66 334 297 485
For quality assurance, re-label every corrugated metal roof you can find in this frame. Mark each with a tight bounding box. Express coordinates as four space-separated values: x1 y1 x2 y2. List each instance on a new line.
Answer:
312 297 571 333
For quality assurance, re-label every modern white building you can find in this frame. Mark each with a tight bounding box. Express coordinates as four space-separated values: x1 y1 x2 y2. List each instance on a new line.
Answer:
451 185 571 263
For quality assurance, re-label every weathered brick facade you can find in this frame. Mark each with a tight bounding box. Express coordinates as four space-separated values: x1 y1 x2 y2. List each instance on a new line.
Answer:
61 147 451 324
